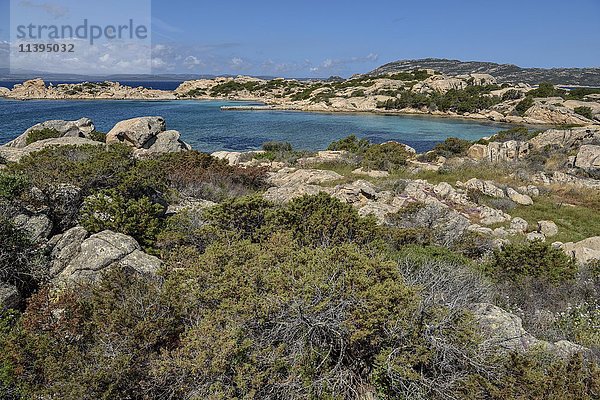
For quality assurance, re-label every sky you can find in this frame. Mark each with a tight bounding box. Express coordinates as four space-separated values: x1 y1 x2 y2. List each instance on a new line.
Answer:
1 0 599 77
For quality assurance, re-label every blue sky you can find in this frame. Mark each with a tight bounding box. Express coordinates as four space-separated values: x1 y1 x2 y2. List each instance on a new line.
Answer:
1 0 599 77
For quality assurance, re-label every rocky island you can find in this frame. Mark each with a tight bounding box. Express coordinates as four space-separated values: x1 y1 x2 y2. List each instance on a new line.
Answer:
1 111 600 398
2 67 600 127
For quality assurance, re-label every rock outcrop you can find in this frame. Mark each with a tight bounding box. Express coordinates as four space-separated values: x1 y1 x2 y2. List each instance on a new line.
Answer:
105 116 190 156
529 126 600 150
574 145 600 170
0 137 104 163
4 118 96 148
561 236 600 265
50 228 162 284
467 140 530 162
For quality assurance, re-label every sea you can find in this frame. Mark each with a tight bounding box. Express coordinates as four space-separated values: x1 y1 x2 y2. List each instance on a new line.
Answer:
0 81 511 153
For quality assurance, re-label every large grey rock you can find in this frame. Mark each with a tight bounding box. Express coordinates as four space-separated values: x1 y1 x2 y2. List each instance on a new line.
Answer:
106 117 190 155
106 116 165 148
52 229 162 284
12 213 53 242
0 283 21 310
267 168 343 187
510 217 529 233
574 145 600 170
3 118 96 148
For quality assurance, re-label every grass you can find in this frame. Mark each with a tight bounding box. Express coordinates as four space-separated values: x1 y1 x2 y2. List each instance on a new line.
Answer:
511 197 600 243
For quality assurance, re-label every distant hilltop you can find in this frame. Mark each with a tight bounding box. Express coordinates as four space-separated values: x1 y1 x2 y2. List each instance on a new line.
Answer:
367 58 600 86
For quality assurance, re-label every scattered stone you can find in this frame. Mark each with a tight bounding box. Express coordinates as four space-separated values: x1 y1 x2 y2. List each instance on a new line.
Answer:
527 232 546 242
537 220 558 237
510 217 529 233
507 187 533 205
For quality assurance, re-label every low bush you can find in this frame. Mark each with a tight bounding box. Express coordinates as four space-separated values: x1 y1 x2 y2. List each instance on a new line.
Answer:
24 128 62 145
361 142 411 171
0 218 46 296
80 189 164 247
502 89 523 101
515 96 534 116
485 240 577 284
490 126 541 142
574 106 594 120
88 130 106 142
0 172 29 200
428 137 472 160
327 134 371 154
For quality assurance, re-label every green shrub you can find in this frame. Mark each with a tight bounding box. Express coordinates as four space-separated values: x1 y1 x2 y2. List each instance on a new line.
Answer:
327 134 371 154
361 142 411 171
80 189 164 247
515 96 534 116
574 106 594 120
430 137 472 159
491 126 541 142
273 192 379 247
0 172 29 200
8 144 134 194
485 240 577 284
88 130 106 142
24 128 62 145
527 82 565 98
0 218 46 296
350 89 365 97
502 89 523 101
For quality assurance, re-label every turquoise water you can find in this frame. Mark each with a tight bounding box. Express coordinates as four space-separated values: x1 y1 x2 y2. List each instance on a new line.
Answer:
0 99 511 152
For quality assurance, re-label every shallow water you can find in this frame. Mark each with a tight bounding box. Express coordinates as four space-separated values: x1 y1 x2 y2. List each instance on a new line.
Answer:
0 99 511 152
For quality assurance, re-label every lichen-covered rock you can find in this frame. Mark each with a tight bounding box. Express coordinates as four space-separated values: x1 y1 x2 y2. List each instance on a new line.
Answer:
12 213 52 242
0 283 21 310
460 178 505 198
574 144 600 170
51 229 161 284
